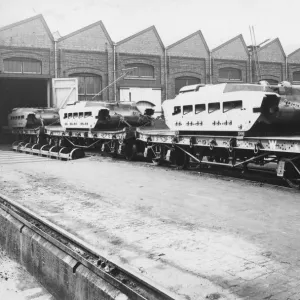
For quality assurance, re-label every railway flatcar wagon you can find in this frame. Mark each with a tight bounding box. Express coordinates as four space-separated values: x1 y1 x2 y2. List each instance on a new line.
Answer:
11 78 153 160
137 82 300 189
8 107 59 130
9 79 300 189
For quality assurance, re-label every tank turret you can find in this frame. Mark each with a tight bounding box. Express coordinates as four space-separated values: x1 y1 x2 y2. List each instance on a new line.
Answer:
259 81 300 126
8 107 60 130
59 101 153 130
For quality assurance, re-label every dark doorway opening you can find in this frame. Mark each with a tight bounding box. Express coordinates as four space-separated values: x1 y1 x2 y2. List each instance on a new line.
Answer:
0 78 47 127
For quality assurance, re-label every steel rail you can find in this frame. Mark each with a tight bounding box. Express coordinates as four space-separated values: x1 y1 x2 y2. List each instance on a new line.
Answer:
0 193 179 300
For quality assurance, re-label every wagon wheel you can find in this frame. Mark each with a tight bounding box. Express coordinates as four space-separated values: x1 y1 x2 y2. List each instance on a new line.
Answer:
207 156 214 162
285 176 300 190
241 163 249 174
111 140 119 158
151 145 163 166
284 161 300 190
125 142 137 161
172 147 187 170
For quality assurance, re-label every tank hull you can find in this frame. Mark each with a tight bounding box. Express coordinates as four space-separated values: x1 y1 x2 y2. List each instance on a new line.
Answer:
8 108 60 130
60 101 152 130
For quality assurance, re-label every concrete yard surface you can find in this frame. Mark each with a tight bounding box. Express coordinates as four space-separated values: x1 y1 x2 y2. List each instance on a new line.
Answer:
0 147 300 300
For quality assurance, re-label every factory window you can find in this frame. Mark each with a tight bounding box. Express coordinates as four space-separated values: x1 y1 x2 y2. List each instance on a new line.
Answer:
223 100 242 113
195 104 206 114
208 102 220 113
125 63 154 78
3 58 42 74
183 105 193 115
293 72 300 82
70 74 102 101
219 68 242 81
175 76 201 95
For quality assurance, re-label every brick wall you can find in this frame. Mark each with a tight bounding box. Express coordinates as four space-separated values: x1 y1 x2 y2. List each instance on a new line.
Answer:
287 63 300 83
167 56 206 99
59 49 110 99
287 49 300 83
211 59 248 84
4 14 300 104
115 27 165 101
56 21 114 99
0 46 54 77
252 61 284 83
211 36 249 84
167 32 209 59
117 28 164 56
212 37 248 61
58 23 111 52
0 17 53 49
0 16 54 78
252 39 286 82
115 53 164 100
258 40 285 63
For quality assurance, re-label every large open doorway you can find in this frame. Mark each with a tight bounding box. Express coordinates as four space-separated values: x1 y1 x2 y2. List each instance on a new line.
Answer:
0 78 48 128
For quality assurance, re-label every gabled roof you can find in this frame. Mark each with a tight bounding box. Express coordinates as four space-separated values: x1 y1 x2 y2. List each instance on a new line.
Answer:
287 47 300 58
259 38 286 57
58 20 113 45
117 25 165 49
166 30 209 53
212 34 249 55
0 14 54 41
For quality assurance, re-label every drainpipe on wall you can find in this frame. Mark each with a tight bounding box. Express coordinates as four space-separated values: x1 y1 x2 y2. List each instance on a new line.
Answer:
209 51 212 84
54 39 58 78
113 43 117 102
249 52 252 83
165 48 168 100
47 80 51 107
285 56 288 81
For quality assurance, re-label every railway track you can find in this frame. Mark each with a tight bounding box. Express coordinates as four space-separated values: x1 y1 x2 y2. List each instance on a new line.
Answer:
0 193 178 300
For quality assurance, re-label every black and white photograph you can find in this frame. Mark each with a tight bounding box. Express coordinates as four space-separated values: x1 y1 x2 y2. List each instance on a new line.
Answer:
0 0 299 299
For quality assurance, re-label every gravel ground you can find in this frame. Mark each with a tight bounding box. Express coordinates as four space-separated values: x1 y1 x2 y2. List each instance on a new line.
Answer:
0 147 300 300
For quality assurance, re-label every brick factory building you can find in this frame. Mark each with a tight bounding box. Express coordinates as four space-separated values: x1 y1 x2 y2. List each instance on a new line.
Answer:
1 14 300 125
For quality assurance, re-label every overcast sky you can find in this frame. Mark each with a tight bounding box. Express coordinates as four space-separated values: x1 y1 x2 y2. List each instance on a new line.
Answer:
1 0 299 54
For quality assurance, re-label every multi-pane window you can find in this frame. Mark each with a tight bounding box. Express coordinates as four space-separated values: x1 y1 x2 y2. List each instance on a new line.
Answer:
3 58 42 74
70 74 102 101
175 76 201 95
219 67 242 81
125 63 154 78
293 72 300 82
